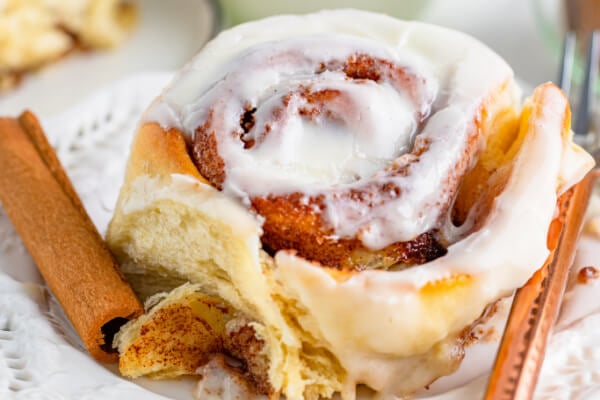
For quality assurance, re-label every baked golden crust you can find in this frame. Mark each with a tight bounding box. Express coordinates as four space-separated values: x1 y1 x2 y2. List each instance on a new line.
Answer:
254 192 447 269
124 122 206 184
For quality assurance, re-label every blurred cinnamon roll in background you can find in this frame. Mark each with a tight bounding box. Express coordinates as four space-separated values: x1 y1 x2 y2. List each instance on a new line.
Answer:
0 0 136 91
106 10 594 400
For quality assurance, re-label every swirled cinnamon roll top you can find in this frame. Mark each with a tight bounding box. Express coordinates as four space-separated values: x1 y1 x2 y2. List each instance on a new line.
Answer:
149 29 521 269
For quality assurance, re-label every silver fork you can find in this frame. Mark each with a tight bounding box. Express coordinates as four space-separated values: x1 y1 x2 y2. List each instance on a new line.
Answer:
560 31 600 144
483 31 599 400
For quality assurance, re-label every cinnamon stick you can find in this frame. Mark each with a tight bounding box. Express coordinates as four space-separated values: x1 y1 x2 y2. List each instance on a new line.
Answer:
0 112 143 363
18 111 89 218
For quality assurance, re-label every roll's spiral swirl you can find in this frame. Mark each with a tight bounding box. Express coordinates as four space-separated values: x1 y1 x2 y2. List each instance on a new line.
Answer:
180 35 497 269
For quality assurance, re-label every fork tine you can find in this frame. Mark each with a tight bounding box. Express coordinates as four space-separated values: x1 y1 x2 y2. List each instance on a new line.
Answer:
483 172 595 400
558 31 576 95
574 31 600 135
484 31 599 400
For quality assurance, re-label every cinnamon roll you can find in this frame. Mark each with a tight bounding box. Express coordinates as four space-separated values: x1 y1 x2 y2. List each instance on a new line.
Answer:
0 0 136 91
107 10 594 400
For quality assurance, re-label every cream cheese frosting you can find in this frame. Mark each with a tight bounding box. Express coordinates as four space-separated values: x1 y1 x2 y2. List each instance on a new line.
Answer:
143 9 520 250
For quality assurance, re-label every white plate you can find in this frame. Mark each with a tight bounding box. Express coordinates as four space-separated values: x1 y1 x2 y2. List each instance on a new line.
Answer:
0 0 216 120
2 72 600 400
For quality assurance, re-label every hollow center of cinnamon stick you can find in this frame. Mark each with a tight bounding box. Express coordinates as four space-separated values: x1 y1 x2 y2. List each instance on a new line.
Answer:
100 317 130 353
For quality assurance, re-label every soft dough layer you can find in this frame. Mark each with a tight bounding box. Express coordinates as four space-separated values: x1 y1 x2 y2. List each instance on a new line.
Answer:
107 10 594 400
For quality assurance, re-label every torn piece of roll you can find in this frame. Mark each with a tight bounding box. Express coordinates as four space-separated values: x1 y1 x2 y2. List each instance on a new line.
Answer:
107 9 595 400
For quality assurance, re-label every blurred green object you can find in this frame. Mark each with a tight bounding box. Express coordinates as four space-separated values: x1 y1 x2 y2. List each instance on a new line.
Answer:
218 0 432 27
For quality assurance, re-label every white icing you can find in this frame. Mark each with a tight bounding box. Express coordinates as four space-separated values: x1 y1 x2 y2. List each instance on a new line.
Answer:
229 76 417 188
144 10 518 249
194 357 267 400
273 84 594 397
